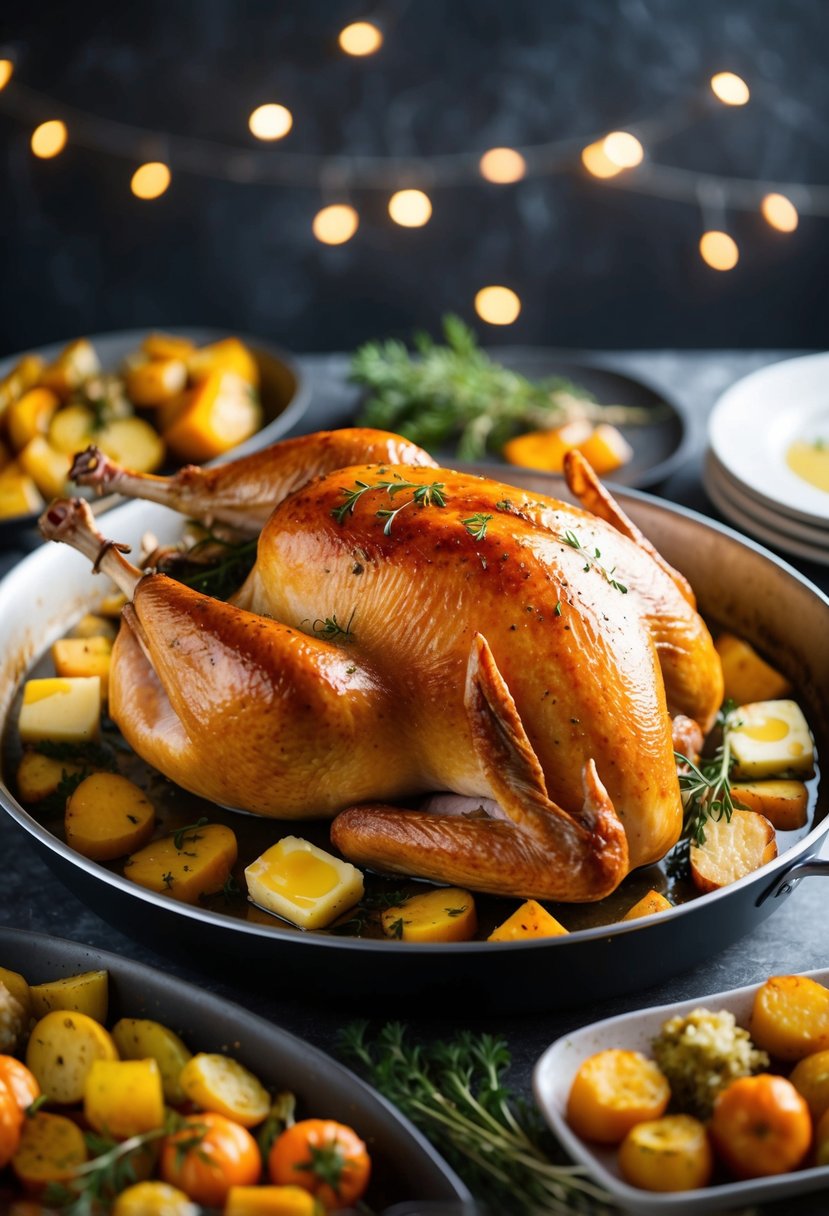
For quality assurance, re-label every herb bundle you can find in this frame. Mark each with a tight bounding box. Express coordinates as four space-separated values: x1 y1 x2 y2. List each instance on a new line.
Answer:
352 315 639 461
340 1022 611 1216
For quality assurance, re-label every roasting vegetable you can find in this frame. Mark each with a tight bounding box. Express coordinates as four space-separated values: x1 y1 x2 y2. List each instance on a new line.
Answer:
651 1007 768 1119
566 1049 670 1144
0 1079 22 1169
188 337 259 387
11 1110 87 1187
789 1049 829 1121
65 772 155 862
269 1119 370 1209
730 779 809 830
125 821 238 903
29 967 109 1023
51 636 113 699
163 371 262 463
6 387 59 451
380 887 477 943
111 1017 192 1105
17 435 71 498
179 1053 270 1128
689 808 777 892
621 889 672 920
160 1111 262 1208
225 1185 323 1215
502 419 593 471
710 1073 811 1179
0 970 31 1054
17 676 101 745
618 1114 713 1192
487 899 568 940
0 1057 39 1110
715 633 792 704
244 836 363 930
751 975 829 1061
40 338 100 398
26 1009 117 1103
84 1058 166 1138
16 750 85 804
113 1180 199 1216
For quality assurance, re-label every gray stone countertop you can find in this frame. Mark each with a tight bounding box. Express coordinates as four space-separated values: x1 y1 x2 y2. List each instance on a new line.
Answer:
2 349 828 1215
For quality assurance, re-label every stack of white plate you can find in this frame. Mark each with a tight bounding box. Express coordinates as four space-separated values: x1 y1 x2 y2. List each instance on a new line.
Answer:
706 352 829 566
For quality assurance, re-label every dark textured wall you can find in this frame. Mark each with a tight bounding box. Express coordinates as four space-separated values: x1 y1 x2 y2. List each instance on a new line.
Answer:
0 0 826 356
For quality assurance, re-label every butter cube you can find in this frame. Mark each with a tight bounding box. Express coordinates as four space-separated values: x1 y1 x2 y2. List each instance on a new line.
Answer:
730 699 814 779
18 677 101 744
51 637 113 700
245 836 364 930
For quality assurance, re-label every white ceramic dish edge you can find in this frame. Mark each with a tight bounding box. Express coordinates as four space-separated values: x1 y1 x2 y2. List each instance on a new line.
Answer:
534 967 829 1216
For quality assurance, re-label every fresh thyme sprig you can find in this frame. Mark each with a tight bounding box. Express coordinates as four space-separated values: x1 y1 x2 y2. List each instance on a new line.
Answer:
462 513 493 541
340 1023 612 1215
311 610 356 642
158 527 258 600
675 702 742 847
172 816 209 851
332 475 447 533
560 530 628 594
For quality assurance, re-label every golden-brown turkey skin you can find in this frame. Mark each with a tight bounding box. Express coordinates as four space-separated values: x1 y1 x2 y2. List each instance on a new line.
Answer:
229 461 720 869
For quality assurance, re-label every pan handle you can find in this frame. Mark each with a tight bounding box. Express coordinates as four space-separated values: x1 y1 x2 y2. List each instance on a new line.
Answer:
757 858 829 906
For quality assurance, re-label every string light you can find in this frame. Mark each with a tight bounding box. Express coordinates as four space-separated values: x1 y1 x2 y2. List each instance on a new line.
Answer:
474 285 521 325
761 192 799 232
479 147 526 184
699 230 739 270
602 131 644 169
581 140 622 179
0 60 13 91
312 203 359 244
131 162 171 200
338 21 383 56
388 188 432 227
248 103 293 141
30 120 67 159
710 72 750 106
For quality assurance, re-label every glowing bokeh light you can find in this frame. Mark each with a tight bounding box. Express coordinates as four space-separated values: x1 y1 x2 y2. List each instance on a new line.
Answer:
0 60 13 91
338 21 383 55
474 285 522 325
581 140 622 179
131 162 171 199
479 147 527 184
602 131 644 168
312 203 359 245
761 192 799 233
699 230 739 270
248 103 293 141
31 120 67 159
710 72 750 105
388 188 432 227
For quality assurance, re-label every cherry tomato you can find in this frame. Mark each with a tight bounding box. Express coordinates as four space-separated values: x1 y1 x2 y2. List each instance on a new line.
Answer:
0 1058 40 1111
710 1073 812 1179
0 1077 24 1169
160 1112 260 1207
269 1119 371 1210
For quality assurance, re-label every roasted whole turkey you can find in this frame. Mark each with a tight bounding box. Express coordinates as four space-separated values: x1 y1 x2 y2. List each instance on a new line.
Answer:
40 428 723 903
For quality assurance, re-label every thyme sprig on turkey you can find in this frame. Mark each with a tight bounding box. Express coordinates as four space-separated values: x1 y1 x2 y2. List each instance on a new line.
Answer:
340 1022 612 1215
331 475 447 533
352 315 645 460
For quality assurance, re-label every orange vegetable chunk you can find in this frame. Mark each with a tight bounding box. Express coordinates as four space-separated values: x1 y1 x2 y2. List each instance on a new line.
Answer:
11 1111 87 1189
619 1114 713 1192
566 1049 670 1143
751 974 829 1061
621 889 672 920
710 1073 811 1178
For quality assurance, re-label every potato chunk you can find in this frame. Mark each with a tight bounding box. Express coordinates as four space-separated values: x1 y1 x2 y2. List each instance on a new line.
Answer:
25 1010 117 1103
18 436 71 499
729 700 814 779
621 889 672 920
51 636 113 700
111 1018 192 1105
0 467 43 519
11 1111 87 1188
29 968 109 1023
125 822 238 903
731 780 809 831
164 371 262 462
381 887 477 943
488 898 567 941
619 1114 713 1192
246 837 363 930
751 975 829 1061
180 1053 270 1127
16 751 85 803
6 387 59 451
18 677 101 745
690 809 777 893
715 633 792 704
567 1049 670 1143
65 773 155 862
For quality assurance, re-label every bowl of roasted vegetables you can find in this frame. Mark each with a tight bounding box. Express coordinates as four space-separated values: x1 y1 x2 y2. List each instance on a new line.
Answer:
535 968 829 1214
0 328 308 540
0 926 470 1213
0 449 828 1011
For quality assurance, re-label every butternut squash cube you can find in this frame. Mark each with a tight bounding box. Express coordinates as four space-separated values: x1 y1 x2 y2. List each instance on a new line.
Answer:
65 772 155 861
111 1018 192 1105
125 822 238 903
18 676 101 744
7 387 60 452
141 331 197 361
621 889 673 920
51 636 113 699
125 358 188 407
84 1058 166 1138
224 1186 320 1216
576 423 634 475
0 467 43 519
16 750 85 803
18 436 72 499
731 780 809 831
40 338 100 398
245 836 364 930
164 371 262 463
488 899 568 941
715 633 792 704
503 419 593 473
729 700 814 778
188 337 259 387
380 887 477 943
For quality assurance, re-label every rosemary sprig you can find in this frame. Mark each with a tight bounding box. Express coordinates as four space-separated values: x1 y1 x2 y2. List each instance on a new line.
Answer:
332 475 447 533
310 610 356 643
329 888 411 936
158 527 258 600
340 1023 611 1216
42 1118 181 1215
172 816 209 851
675 704 742 848
560 530 627 594
462 513 493 541
352 315 644 460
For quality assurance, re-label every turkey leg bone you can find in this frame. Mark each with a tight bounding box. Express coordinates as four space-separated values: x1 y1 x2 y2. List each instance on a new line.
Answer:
70 427 437 536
